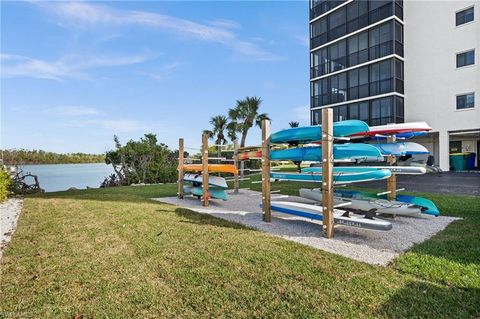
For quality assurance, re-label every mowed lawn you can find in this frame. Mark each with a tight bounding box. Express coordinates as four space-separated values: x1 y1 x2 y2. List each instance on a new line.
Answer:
0 181 479 318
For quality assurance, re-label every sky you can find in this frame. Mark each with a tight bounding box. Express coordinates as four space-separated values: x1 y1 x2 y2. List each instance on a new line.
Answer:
1 1 310 154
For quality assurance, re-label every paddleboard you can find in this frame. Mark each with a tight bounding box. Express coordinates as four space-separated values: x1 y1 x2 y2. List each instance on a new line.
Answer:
271 169 391 184
183 185 228 201
302 166 426 175
266 201 392 231
270 144 383 162
182 164 238 175
372 142 429 156
334 189 440 216
299 188 423 216
349 122 432 137
183 173 228 189
270 120 369 144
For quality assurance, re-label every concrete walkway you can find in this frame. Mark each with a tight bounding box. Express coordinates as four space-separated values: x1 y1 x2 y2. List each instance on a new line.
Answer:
355 172 480 196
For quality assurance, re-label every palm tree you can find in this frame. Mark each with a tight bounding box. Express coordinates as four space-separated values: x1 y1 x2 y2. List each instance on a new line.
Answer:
205 115 228 157
228 96 270 148
226 122 238 142
289 121 299 128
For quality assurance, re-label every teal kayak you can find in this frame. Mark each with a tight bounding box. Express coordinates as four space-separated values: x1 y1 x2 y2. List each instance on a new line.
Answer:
270 120 369 144
183 186 228 201
270 144 383 162
271 169 391 184
302 166 426 175
334 189 440 216
372 142 429 156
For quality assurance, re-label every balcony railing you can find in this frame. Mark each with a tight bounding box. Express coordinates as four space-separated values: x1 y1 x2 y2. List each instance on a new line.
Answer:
310 1 400 49
310 0 346 20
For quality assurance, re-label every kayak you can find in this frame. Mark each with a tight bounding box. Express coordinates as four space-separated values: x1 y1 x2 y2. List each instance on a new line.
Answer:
372 142 429 156
182 164 238 175
271 169 391 184
238 150 262 160
265 201 392 231
270 144 383 162
349 121 432 137
183 173 228 189
299 188 423 216
270 120 369 144
183 185 228 201
334 189 440 216
302 166 427 175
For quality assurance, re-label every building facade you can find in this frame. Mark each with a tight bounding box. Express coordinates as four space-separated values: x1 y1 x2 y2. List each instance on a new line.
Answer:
310 0 480 171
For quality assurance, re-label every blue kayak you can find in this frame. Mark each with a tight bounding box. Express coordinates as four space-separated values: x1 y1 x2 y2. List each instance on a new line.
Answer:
270 144 383 162
372 142 429 156
271 169 391 184
270 120 369 144
183 186 228 201
372 131 428 140
334 189 440 216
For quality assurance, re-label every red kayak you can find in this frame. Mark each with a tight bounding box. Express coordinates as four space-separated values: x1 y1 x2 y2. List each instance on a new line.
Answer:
349 121 432 137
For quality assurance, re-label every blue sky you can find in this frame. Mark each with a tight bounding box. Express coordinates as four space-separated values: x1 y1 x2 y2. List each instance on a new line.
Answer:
1 1 310 153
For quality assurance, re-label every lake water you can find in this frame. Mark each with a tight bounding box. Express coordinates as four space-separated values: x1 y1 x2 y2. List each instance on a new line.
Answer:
19 163 114 192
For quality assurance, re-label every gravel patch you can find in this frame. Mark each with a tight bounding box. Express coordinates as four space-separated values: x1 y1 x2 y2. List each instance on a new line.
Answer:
154 190 459 266
0 198 23 260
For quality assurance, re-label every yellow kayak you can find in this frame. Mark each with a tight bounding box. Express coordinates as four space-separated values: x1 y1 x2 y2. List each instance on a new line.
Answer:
181 164 238 175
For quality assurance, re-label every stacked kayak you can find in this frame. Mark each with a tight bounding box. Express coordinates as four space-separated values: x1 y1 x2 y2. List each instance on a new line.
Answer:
182 164 238 175
271 168 392 184
302 166 427 175
270 144 383 162
270 120 369 144
181 172 231 201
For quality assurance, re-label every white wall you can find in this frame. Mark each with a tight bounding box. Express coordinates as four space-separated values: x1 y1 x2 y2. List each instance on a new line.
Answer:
404 1 480 170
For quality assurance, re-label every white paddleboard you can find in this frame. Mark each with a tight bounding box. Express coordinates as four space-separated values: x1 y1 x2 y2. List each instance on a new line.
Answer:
183 173 228 189
269 201 392 231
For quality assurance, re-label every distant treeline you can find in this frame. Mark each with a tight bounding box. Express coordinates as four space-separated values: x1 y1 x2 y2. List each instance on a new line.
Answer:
1 149 105 165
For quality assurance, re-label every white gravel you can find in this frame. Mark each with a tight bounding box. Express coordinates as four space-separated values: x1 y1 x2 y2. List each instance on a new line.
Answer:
0 198 23 260
154 190 459 266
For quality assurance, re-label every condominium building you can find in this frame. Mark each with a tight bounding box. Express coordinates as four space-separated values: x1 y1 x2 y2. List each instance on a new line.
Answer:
309 0 479 171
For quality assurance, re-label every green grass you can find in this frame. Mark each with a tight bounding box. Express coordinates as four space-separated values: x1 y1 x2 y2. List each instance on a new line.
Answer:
0 176 479 318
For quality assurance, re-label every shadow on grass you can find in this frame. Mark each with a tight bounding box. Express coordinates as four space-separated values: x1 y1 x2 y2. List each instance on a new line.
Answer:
174 208 249 230
377 280 480 318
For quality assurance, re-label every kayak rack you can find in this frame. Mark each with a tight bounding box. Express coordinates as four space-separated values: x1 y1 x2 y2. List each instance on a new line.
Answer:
177 134 241 207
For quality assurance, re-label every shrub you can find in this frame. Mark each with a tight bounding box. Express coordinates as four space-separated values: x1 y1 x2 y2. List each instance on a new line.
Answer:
0 167 13 202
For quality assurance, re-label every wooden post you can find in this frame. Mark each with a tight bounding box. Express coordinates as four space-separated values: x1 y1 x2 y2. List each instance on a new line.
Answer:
321 108 334 238
202 133 209 207
387 135 397 201
233 140 239 194
178 138 185 199
261 119 271 222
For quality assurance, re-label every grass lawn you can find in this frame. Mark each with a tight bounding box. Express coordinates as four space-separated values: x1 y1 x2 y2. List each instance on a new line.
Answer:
0 175 479 318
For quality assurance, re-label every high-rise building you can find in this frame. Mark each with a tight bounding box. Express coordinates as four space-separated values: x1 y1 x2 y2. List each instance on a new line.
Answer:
309 0 479 171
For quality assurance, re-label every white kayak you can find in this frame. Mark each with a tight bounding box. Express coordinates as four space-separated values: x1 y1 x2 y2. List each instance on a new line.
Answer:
183 173 228 189
299 188 423 216
268 201 392 231
303 166 426 175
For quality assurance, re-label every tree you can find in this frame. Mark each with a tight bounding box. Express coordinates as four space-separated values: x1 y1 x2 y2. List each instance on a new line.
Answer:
289 121 299 128
104 134 177 186
228 96 270 148
205 115 228 157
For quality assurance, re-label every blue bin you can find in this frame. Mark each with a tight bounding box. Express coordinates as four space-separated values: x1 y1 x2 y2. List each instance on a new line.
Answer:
466 153 476 170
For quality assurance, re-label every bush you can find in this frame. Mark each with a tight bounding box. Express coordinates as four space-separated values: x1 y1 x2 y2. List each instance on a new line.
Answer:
0 168 13 202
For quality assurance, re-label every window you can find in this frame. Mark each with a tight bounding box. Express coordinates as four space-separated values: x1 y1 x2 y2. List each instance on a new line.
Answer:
456 50 475 68
456 93 475 109
456 7 474 26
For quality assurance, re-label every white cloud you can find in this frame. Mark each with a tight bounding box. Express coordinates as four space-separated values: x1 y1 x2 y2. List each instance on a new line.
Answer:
93 119 145 132
295 34 309 48
34 2 279 61
292 105 310 124
1 53 151 80
208 19 241 29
